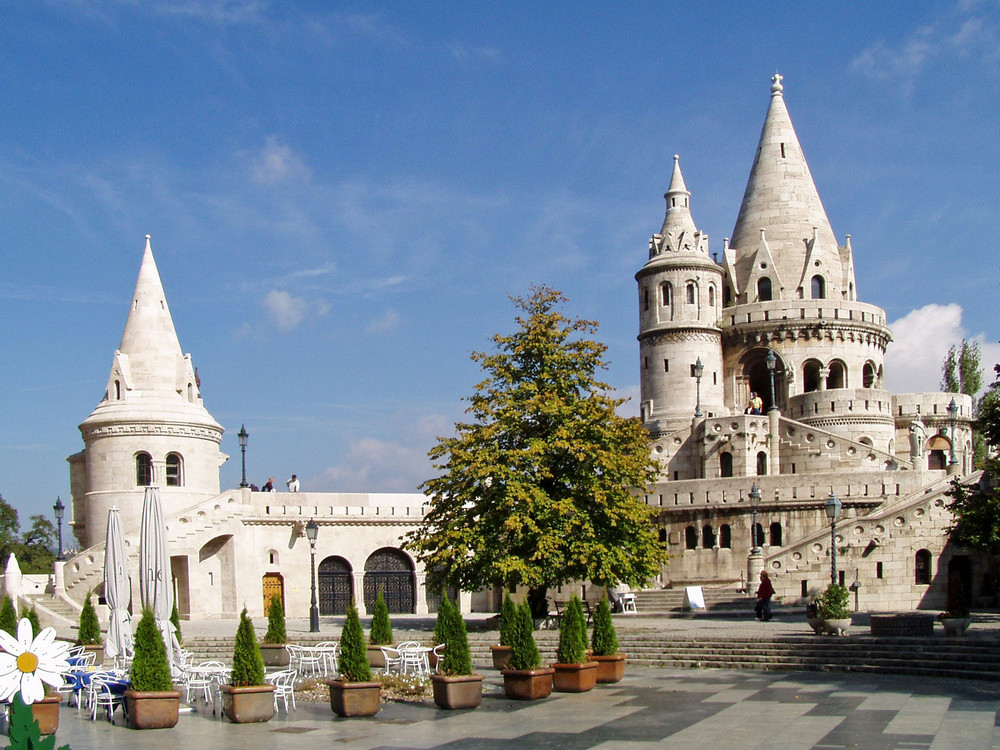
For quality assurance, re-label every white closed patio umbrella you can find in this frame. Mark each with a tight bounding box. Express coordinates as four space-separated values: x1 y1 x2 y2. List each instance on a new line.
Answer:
139 487 180 666
103 506 133 667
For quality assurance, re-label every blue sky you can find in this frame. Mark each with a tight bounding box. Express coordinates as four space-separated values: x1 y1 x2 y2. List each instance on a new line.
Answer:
3 1 999 529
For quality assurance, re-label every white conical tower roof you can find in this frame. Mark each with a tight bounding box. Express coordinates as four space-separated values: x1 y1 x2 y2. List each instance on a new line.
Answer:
660 155 700 241
730 75 843 300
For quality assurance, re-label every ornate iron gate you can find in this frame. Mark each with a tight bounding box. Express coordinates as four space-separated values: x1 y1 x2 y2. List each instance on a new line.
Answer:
318 556 353 615
363 548 414 613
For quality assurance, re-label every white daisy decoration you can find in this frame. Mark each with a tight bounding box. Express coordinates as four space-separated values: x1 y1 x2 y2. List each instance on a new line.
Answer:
0 618 71 704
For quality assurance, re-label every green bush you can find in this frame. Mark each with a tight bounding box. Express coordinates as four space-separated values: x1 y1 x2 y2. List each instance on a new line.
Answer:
556 595 587 664
130 607 173 692
591 597 619 656
262 595 287 644
508 602 541 670
498 592 517 646
338 605 373 683
369 591 393 645
569 596 587 650
817 584 850 620
230 607 265 686
170 601 182 644
24 606 40 638
435 595 473 676
77 593 102 646
0 595 17 637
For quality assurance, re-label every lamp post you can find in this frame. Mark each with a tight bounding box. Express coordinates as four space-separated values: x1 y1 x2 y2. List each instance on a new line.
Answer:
306 519 319 632
238 424 249 488
766 349 777 411
749 483 761 553
825 492 842 586
947 398 958 470
53 497 65 561
693 357 704 418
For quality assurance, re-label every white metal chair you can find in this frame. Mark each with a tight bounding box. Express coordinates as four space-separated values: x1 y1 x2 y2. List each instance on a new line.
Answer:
89 676 126 723
55 673 82 710
431 644 446 674
266 669 297 712
379 647 402 675
621 593 637 613
296 646 323 676
399 643 430 676
316 641 339 676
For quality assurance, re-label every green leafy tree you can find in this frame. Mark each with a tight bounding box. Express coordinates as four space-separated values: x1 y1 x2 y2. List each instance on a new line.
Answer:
590 597 619 656
130 607 173 692
407 286 666 619
817 584 850 620
509 602 541 670
942 340 989 467
369 591 393 645
0 595 17 636
556 595 586 665
498 592 517 646
230 607 265 686
977 366 1000 454
0 494 21 564
338 605 373 683
262 595 287 645
17 515 57 574
435 595 473 676
946 457 1000 554
76 593 101 646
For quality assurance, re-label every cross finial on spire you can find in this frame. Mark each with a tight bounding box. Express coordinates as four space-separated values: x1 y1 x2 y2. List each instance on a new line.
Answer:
771 73 783 95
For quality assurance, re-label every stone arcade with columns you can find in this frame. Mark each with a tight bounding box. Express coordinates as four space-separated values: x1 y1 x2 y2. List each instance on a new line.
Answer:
637 75 980 610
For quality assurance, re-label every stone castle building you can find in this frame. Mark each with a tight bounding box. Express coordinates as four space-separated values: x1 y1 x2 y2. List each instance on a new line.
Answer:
18 76 982 628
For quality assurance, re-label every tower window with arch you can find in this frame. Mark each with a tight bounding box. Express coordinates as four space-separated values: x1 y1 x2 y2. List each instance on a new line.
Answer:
686 282 697 305
803 359 822 392
863 361 877 388
685 526 697 550
165 452 183 487
811 275 826 299
135 452 153 487
702 525 715 549
114 380 121 400
719 524 731 549
769 522 782 547
826 360 847 389
661 282 672 307
757 277 773 301
642 288 650 312
720 451 733 478
708 284 715 307
914 549 932 585
756 451 768 476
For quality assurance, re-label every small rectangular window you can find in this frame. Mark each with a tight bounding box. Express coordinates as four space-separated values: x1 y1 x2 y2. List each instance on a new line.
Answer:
644 357 649 370
713 372 717 385
876 562 883 579
690 364 696 377
663 359 669 372
801 580 808 597
780 142 786 158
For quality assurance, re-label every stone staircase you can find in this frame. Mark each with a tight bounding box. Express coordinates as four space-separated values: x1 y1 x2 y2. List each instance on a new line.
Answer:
632 587 751 615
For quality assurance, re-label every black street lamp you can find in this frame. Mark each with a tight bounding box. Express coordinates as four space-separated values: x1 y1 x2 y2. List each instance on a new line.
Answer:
53 497 65 561
947 398 959 470
749 483 761 553
825 492 842 586
693 357 705 418
766 349 778 412
238 424 249 488
306 519 319 632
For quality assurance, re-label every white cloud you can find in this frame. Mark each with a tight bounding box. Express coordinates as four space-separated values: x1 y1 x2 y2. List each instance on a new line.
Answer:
263 289 309 330
251 136 311 185
448 43 501 64
884 303 1000 394
366 309 400 335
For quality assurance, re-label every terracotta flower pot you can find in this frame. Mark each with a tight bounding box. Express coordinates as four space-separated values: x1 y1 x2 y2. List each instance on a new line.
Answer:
552 662 598 693
490 645 513 670
501 667 554 701
220 684 275 723
30 694 62 735
431 673 483 710
260 643 291 667
366 645 387 670
326 680 382 717
592 653 627 684
124 690 182 730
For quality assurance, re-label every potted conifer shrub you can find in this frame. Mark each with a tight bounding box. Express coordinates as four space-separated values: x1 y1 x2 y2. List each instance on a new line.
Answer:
0 595 17 636
126 607 181 729
430 595 483 709
551 594 597 693
490 593 516 670
591 596 626 683
260 595 291 667
77 591 104 666
221 607 275 723
366 591 392 669
326 605 381 717
501 602 554 700
815 583 852 636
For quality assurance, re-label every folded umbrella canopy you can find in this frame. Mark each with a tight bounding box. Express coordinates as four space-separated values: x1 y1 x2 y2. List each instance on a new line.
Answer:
139 487 179 665
103 506 132 666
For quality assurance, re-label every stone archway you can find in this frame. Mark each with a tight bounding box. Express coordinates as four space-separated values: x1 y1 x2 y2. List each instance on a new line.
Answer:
363 548 415 614
740 348 788 412
318 556 353 615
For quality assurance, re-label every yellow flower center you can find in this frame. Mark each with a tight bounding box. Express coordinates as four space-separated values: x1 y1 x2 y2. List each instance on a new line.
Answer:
16 652 39 674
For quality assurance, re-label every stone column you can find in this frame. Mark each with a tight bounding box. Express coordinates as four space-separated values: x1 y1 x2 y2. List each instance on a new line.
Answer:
353 573 367 613
53 561 66 596
747 551 765 598
768 408 780 475
414 572 429 615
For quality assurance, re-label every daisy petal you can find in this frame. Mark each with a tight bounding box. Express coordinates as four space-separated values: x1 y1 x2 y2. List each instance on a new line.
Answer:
16 619 34 649
30 627 56 652
20 673 44 705
0 630 23 656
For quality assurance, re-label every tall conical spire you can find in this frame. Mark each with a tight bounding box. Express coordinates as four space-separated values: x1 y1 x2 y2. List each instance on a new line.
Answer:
660 155 700 241
730 75 842 301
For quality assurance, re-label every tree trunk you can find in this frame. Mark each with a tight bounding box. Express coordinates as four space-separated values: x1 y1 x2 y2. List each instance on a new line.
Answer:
527 587 549 620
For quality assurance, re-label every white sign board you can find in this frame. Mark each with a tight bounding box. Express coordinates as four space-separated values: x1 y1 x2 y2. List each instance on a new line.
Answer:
683 585 706 610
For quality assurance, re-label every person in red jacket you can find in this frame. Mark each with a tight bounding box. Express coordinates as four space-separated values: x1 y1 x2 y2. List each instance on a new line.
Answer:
755 571 774 621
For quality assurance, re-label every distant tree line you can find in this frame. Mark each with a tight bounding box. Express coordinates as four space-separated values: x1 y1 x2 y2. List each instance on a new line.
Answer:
0 493 58 574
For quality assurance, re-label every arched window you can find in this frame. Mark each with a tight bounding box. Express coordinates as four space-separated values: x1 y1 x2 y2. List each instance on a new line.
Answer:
708 285 715 307
661 282 672 306
862 362 876 388
720 452 733 478
915 549 932 585
811 275 826 299
702 525 716 549
719 524 731 549
826 361 846 389
769 522 782 547
757 277 772 301
756 451 768 476
686 282 697 305
114 380 121 400
642 288 650 312
753 523 764 548
803 359 822 392
685 526 697 550
135 453 153 487
165 453 182 487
